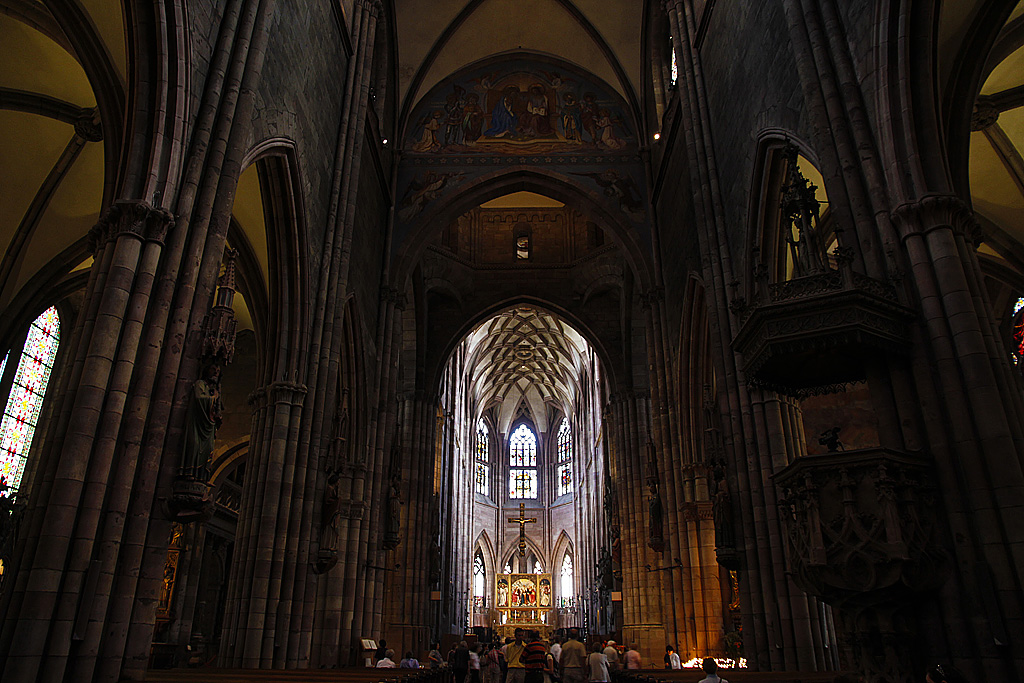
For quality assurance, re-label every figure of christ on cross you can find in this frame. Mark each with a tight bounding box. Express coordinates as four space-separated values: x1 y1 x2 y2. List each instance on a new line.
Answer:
507 502 537 557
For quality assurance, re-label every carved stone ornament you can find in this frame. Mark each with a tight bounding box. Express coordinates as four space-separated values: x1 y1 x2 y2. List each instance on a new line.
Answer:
776 447 948 683
731 262 914 396
88 199 174 254
775 447 947 604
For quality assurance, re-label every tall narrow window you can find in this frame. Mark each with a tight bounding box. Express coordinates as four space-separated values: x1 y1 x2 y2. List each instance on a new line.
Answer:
556 419 572 497
0 307 60 497
670 45 678 87
473 551 486 607
559 553 573 607
509 423 537 499
476 420 490 496
1012 297 1024 365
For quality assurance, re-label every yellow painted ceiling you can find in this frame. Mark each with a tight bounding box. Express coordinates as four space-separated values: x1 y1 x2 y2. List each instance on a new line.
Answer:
397 0 639 115
231 163 271 291
480 192 566 209
0 14 95 106
1 1 125 311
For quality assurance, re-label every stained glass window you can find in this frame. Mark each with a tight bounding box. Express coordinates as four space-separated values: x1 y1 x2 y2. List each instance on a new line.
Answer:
559 553 573 607
557 420 572 497
476 421 490 496
670 45 678 87
1012 297 1024 365
0 307 60 497
509 423 538 499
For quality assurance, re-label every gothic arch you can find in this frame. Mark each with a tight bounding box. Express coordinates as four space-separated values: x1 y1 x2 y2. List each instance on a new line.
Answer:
240 140 311 386
392 168 654 296
501 536 546 573
474 529 497 584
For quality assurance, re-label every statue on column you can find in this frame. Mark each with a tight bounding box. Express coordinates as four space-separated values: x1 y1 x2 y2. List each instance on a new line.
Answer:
181 362 223 481
597 545 613 592
314 467 342 574
171 249 237 523
647 481 664 552
382 472 402 550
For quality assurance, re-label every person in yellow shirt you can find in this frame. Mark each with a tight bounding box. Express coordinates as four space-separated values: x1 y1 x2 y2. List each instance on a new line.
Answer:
503 628 527 683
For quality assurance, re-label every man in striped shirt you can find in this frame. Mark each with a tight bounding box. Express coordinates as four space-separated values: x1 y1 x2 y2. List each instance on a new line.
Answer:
523 630 548 683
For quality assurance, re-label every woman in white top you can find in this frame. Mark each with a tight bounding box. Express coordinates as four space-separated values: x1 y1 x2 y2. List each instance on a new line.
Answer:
470 644 482 683
587 642 610 683
376 649 397 668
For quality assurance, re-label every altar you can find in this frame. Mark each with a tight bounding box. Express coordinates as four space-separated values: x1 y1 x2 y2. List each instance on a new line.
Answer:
495 573 553 638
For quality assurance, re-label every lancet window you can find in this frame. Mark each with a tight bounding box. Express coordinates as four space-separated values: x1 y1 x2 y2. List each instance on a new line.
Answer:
1012 297 1024 365
556 419 572 496
473 551 486 607
509 423 538 499
0 306 60 498
558 553 573 607
476 420 490 496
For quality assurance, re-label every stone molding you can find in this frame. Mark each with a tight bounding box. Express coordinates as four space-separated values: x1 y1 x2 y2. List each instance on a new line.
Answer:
890 194 981 245
88 199 175 254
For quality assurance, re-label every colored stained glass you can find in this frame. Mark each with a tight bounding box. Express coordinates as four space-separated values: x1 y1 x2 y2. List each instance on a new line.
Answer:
509 468 537 499
476 462 490 497
476 421 490 495
0 307 60 497
557 420 572 496
510 424 537 467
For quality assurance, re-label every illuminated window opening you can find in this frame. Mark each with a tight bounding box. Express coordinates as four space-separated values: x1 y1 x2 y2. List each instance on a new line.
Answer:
0 307 60 498
476 420 490 496
556 419 572 496
509 423 538 499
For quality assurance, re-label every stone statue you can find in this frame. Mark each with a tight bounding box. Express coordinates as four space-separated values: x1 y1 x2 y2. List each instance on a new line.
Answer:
181 363 223 481
313 468 342 574
597 545 613 592
610 523 622 564
428 538 442 586
712 466 735 549
383 473 402 550
648 481 664 551
818 426 844 453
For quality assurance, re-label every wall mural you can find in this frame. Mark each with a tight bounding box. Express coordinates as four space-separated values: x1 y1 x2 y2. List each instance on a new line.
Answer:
405 62 636 156
394 57 651 260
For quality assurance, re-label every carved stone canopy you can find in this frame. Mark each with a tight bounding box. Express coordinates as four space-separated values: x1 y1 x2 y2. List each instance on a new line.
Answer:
731 265 914 396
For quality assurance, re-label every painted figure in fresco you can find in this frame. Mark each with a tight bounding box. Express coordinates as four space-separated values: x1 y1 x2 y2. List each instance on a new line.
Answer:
497 578 509 606
398 171 465 222
444 86 465 147
562 93 583 143
539 578 551 606
572 170 643 219
484 87 519 138
412 111 443 153
595 109 626 150
580 92 599 143
462 93 484 143
518 84 554 139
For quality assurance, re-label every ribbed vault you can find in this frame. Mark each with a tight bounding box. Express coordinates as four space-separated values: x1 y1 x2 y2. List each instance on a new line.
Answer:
465 305 592 429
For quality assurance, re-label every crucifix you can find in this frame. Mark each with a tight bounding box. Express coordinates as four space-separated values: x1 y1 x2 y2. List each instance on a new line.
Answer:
507 502 537 557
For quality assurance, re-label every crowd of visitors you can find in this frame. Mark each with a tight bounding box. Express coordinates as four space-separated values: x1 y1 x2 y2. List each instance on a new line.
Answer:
370 629 651 683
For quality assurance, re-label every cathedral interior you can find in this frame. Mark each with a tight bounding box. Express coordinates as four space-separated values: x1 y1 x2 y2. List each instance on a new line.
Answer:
2 0 1024 682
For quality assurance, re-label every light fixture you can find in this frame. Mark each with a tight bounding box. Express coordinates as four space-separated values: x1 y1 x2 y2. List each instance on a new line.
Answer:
382 138 389 145
653 132 661 141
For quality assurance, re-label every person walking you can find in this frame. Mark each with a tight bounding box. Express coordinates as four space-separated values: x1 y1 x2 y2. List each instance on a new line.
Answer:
523 630 548 683
549 636 562 665
470 643 483 683
697 658 729 683
587 642 610 683
454 640 472 683
664 645 680 670
558 629 587 683
601 641 619 671
623 644 641 670
505 629 528 683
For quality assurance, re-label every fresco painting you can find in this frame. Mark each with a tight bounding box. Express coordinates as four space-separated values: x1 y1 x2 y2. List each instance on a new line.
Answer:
407 62 634 155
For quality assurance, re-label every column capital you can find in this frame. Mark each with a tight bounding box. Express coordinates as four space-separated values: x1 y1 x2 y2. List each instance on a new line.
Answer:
89 199 175 254
890 194 981 245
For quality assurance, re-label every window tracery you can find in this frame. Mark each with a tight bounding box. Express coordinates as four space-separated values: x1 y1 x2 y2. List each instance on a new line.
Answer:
473 551 486 607
558 553 573 607
0 307 60 497
476 420 490 496
509 423 538 499
556 419 572 496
